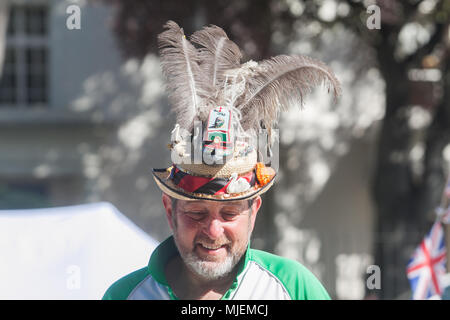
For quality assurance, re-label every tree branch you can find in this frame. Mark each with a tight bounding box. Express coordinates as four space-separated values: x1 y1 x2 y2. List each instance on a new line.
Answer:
403 21 445 67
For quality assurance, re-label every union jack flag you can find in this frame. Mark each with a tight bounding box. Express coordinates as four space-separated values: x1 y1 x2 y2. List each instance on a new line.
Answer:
406 221 447 299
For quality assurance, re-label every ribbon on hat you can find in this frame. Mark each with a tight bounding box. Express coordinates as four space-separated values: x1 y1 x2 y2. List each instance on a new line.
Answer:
169 166 256 195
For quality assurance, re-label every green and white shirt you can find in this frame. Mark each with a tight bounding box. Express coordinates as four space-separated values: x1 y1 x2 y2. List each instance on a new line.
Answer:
102 236 330 300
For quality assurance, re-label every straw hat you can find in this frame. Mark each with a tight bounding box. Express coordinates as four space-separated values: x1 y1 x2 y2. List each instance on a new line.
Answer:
152 21 341 201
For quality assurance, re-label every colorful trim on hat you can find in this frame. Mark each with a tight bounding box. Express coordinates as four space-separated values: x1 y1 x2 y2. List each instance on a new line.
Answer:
167 165 256 196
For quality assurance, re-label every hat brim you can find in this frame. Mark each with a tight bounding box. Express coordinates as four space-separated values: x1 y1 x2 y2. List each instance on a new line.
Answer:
152 168 275 202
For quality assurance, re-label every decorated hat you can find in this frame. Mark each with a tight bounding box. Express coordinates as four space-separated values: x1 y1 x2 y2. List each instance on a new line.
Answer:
152 21 341 201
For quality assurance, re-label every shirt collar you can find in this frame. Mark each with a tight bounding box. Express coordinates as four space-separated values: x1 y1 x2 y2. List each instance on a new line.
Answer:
147 236 178 286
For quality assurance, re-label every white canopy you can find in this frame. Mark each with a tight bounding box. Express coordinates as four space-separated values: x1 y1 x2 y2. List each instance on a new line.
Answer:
0 202 159 299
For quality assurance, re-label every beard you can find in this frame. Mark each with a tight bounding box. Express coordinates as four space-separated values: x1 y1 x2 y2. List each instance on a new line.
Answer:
173 231 251 281
181 247 242 280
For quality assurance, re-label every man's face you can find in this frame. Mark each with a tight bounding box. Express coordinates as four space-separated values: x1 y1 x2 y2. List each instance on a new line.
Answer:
162 194 261 280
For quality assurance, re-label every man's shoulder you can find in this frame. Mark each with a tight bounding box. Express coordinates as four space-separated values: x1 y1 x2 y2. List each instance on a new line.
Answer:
102 267 150 300
248 248 314 282
248 248 331 300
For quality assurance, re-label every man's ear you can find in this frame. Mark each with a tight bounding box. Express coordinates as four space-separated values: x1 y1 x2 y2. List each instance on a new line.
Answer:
161 193 175 231
249 196 262 232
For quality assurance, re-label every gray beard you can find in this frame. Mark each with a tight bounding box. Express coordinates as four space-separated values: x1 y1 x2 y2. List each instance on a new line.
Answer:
171 211 253 281
181 249 242 280
173 232 251 281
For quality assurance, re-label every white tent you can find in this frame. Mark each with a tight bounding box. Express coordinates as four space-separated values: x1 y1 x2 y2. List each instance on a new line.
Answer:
0 202 159 299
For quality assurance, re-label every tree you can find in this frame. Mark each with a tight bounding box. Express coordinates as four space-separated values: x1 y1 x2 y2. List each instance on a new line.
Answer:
346 0 449 298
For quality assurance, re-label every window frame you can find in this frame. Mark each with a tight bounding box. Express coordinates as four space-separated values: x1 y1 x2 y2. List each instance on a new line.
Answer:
0 0 49 108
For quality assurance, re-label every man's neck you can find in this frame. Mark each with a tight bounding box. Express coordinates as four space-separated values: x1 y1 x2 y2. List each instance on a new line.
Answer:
165 255 237 300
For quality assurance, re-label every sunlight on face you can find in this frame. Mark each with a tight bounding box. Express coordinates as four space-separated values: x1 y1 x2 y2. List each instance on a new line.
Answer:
171 199 256 280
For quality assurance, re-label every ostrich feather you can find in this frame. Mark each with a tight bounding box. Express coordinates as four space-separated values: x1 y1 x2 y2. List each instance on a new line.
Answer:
157 21 342 147
190 24 250 139
157 21 213 130
236 54 342 137
190 25 242 91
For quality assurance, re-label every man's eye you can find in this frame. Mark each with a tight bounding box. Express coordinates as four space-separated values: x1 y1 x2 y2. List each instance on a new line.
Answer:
222 213 238 221
186 212 206 220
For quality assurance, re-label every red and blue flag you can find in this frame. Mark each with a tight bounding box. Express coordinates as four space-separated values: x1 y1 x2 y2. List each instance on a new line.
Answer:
406 221 447 299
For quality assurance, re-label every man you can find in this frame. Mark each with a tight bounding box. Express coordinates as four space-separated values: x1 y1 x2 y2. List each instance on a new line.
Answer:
103 194 330 300
103 20 340 300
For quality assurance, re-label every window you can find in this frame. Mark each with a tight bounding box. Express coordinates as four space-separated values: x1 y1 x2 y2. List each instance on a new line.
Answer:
0 3 49 107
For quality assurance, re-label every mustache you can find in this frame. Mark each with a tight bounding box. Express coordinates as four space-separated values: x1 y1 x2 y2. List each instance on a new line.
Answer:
194 236 231 247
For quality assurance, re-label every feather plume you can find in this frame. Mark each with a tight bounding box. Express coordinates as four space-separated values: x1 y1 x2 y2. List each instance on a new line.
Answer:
190 25 242 91
157 21 341 146
236 54 342 137
158 21 213 130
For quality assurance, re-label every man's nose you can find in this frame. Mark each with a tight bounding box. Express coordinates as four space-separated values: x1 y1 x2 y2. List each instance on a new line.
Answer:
203 218 224 239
